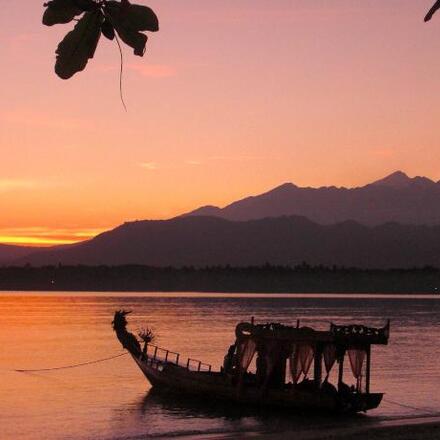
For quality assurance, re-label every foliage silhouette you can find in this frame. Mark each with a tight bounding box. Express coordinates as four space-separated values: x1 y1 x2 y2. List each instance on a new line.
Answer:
43 0 159 79
42 1 439 80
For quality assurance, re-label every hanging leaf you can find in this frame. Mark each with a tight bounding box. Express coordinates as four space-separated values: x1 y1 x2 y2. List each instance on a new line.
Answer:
43 0 83 26
55 10 103 79
110 20 147 56
101 18 115 40
425 0 440 21
74 0 99 12
112 1 159 32
104 1 158 56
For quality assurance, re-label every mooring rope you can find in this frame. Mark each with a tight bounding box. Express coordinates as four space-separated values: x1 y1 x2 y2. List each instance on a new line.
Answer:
383 397 440 416
14 352 128 373
11 357 440 418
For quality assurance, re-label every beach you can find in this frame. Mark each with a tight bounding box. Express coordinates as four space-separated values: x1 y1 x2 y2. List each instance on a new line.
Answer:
195 416 440 440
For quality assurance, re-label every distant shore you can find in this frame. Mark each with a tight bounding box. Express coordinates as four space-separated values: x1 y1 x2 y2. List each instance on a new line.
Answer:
0 264 439 293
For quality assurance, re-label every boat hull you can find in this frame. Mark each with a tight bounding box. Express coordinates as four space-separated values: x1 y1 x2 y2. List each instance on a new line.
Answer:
131 354 383 413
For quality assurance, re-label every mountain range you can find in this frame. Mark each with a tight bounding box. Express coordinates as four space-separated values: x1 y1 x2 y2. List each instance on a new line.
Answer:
3 171 440 268
185 171 440 225
0 244 39 265
9 215 440 269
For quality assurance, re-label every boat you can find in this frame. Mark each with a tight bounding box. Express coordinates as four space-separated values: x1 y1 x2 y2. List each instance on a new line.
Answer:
112 311 390 413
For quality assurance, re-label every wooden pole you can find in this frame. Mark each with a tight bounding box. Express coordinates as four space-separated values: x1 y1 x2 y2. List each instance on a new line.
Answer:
338 351 344 391
314 344 322 388
366 346 371 394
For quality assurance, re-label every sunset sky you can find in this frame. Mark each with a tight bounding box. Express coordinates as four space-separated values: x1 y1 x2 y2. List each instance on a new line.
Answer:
1 0 440 246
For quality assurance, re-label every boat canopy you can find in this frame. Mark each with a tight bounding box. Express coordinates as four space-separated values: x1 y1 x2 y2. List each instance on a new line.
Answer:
229 319 390 394
235 320 390 346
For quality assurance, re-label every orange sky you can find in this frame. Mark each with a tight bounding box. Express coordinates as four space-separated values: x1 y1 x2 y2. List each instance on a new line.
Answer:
1 1 440 246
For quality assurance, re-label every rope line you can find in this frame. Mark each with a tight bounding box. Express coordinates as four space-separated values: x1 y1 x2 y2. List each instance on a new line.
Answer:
11 357 440 418
14 352 128 373
383 397 440 416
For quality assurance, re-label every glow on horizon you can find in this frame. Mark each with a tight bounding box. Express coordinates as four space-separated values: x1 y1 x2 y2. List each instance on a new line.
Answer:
1 1 440 247
0 228 105 247
0 236 79 246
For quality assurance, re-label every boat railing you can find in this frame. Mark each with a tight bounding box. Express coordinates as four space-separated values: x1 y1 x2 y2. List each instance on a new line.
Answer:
143 343 212 372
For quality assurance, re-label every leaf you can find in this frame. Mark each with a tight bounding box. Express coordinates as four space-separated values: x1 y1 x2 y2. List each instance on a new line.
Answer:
105 1 159 56
73 0 98 12
101 19 115 41
121 0 131 13
425 0 440 21
55 10 103 79
121 3 159 32
104 4 146 56
43 0 83 26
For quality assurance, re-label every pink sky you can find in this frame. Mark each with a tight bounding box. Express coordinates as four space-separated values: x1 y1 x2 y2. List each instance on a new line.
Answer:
1 1 440 245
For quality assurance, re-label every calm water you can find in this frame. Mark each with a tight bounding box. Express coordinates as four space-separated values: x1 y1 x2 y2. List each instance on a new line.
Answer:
1 292 440 440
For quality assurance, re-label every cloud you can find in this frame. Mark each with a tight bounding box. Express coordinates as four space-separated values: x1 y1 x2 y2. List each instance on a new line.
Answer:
0 179 39 192
94 63 176 78
139 160 203 171
207 155 266 162
0 178 60 193
138 157 263 172
139 162 159 170
368 148 396 158
128 63 176 78
0 227 105 247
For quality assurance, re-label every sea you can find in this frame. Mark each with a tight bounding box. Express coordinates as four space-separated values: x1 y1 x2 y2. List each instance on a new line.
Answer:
1 292 439 440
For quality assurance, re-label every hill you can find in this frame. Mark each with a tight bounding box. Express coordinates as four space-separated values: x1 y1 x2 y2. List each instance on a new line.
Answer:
0 244 41 265
15 215 440 269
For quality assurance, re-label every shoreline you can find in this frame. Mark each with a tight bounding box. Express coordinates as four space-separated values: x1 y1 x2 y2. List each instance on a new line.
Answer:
2 288 438 295
1 265 440 294
0 290 439 298
183 416 440 440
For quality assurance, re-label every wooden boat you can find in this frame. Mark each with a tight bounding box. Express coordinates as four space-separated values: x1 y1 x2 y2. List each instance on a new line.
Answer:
112 311 390 413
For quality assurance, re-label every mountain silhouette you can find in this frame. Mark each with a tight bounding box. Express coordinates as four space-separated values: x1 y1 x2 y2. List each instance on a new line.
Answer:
3 171 440 269
13 215 440 268
185 171 440 225
0 244 41 265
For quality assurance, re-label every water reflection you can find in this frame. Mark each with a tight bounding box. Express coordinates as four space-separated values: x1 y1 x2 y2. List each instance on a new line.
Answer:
112 388 381 439
1 293 440 440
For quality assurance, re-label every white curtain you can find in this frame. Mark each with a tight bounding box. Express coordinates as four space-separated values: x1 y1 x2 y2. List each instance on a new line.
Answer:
289 344 314 384
348 349 366 391
238 338 256 372
290 344 302 384
236 338 257 393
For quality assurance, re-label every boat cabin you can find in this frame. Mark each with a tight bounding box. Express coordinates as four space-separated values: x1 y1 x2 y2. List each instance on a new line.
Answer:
224 318 390 397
